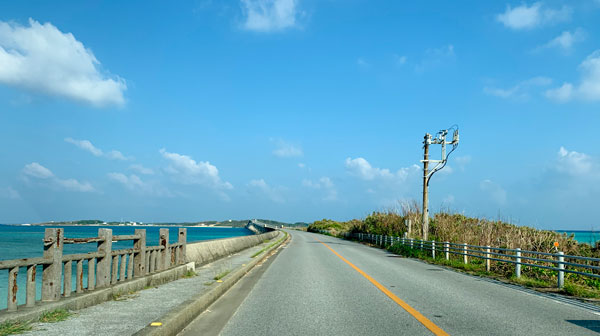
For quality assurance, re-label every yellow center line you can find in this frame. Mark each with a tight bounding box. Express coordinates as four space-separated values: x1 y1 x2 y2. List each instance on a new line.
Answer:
315 237 449 336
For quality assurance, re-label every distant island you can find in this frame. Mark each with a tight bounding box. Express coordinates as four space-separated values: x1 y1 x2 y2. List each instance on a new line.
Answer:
22 218 309 228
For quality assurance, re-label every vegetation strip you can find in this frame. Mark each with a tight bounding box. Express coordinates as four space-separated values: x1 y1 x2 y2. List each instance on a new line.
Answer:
252 231 288 258
0 320 32 336
314 237 449 336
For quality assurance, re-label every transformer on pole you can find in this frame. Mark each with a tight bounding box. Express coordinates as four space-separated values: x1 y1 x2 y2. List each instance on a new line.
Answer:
421 126 459 240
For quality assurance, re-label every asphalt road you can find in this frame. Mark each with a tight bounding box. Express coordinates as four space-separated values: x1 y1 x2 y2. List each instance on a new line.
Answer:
190 230 600 335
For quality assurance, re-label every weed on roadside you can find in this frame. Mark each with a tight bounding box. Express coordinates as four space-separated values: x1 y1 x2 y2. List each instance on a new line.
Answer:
0 320 32 336
39 309 71 323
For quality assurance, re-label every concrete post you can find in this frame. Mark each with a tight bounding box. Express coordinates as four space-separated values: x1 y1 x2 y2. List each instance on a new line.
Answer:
463 243 468 264
444 242 449 260
515 248 521 278
87 258 95 290
160 228 170 270
7 266 18 312
42 228 63 302
127 253 134 279
407 219 412 238
96 228 113 288
558 252 565 288
177 228 187 264
63 261 72 297
432 240 436 259
76 260 83 293
134 229 146 277
485 246 491 272
111 255 119 284
26 265 36 307
119 254 127 281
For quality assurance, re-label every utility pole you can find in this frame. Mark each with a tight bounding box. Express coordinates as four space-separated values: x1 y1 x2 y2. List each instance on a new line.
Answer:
421 127 459 241
422 133 431 240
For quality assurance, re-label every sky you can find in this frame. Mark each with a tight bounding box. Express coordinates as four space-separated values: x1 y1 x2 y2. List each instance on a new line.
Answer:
1 0 599 229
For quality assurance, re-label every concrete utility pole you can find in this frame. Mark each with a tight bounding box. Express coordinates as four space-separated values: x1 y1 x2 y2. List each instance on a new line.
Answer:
421 126 459 241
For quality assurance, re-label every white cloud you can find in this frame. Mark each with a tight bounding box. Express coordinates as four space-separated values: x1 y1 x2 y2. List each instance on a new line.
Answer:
556 147 594 177
542 29 585 51
496 2 571 30
65 138 129 160
484 76 552 99
247 179 285 203
415 45 455 73
394 54 407 66
160 149 233 191
546 50 600 102
0 19 126 107
0 187 21 200
345 157 419 183
108 172 171 197
22 162 94 192
357 57 370 68
302 176 337 201
455 155 472 171
297 163 306 168
129 164 154 175
479 179 507 205
23 162 54 179
241 0 300 32
272 139 303 158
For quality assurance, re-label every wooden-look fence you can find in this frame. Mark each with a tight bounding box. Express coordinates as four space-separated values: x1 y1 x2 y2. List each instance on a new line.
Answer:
0 227 187 312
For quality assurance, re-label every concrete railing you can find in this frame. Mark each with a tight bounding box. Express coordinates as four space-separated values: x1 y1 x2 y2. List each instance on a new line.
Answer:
347 232 600 289
0 228 186 312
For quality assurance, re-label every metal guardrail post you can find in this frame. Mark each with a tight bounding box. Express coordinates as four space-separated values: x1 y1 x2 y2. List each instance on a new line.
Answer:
558 252 565 288
444 242 449 260
432 240 436 259
485 246 491 272
463 243 468 264
515 248 521 278
42 228 64 302
420 239 423 250
410 238 413 249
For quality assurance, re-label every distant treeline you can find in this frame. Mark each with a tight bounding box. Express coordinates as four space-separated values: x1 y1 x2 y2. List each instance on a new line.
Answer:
34 218 309 228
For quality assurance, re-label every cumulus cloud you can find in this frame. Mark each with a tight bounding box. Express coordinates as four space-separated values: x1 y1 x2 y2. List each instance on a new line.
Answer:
455 155 472 171
302 177 337 201
160 149 233 191
345 157 419 183
0 19 126 107
496 2 571 30
241 0 300 32
247 179 285 203
546 50 600 102
556 147 595 177
479 179 507 205
272 139 303 158
129 164 154 175
0 187 21 200
415 45 455 73
108 172 170 196
542 29 585 51
65 138 129 160
22 162 94 192
484 76 552 99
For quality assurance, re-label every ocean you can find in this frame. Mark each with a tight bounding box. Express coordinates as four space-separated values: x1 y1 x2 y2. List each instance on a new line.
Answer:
557 230 600 246
0 225 253 310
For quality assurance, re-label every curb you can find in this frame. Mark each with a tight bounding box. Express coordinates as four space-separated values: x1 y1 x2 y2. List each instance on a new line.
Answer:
133 231 290 336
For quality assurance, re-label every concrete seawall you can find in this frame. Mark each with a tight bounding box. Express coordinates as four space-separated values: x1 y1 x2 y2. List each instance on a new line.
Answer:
186 231 279 266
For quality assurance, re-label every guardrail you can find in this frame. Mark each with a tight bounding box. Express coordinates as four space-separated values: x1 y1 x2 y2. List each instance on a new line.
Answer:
0 227 187 312
341 232 599 289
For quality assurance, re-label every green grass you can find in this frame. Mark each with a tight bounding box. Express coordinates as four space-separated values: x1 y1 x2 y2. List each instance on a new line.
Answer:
252 231 288 258
39 309 71 323
564 282 600 298
214 270 231 280
510 275 553 288
0 320 32 336
183 270 197 278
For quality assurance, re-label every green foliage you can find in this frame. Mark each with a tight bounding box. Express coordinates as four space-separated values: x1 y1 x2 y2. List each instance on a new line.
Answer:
183 270 197 278
39 309 71 323
0 321 32 336
214 270 231 280
564 283 600 298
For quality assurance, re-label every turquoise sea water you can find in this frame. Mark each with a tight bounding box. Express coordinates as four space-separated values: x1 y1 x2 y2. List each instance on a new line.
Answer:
557 230 600 246
0 225 252 310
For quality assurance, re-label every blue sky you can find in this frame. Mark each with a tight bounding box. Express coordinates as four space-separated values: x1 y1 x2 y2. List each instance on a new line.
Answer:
1 1 599 229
